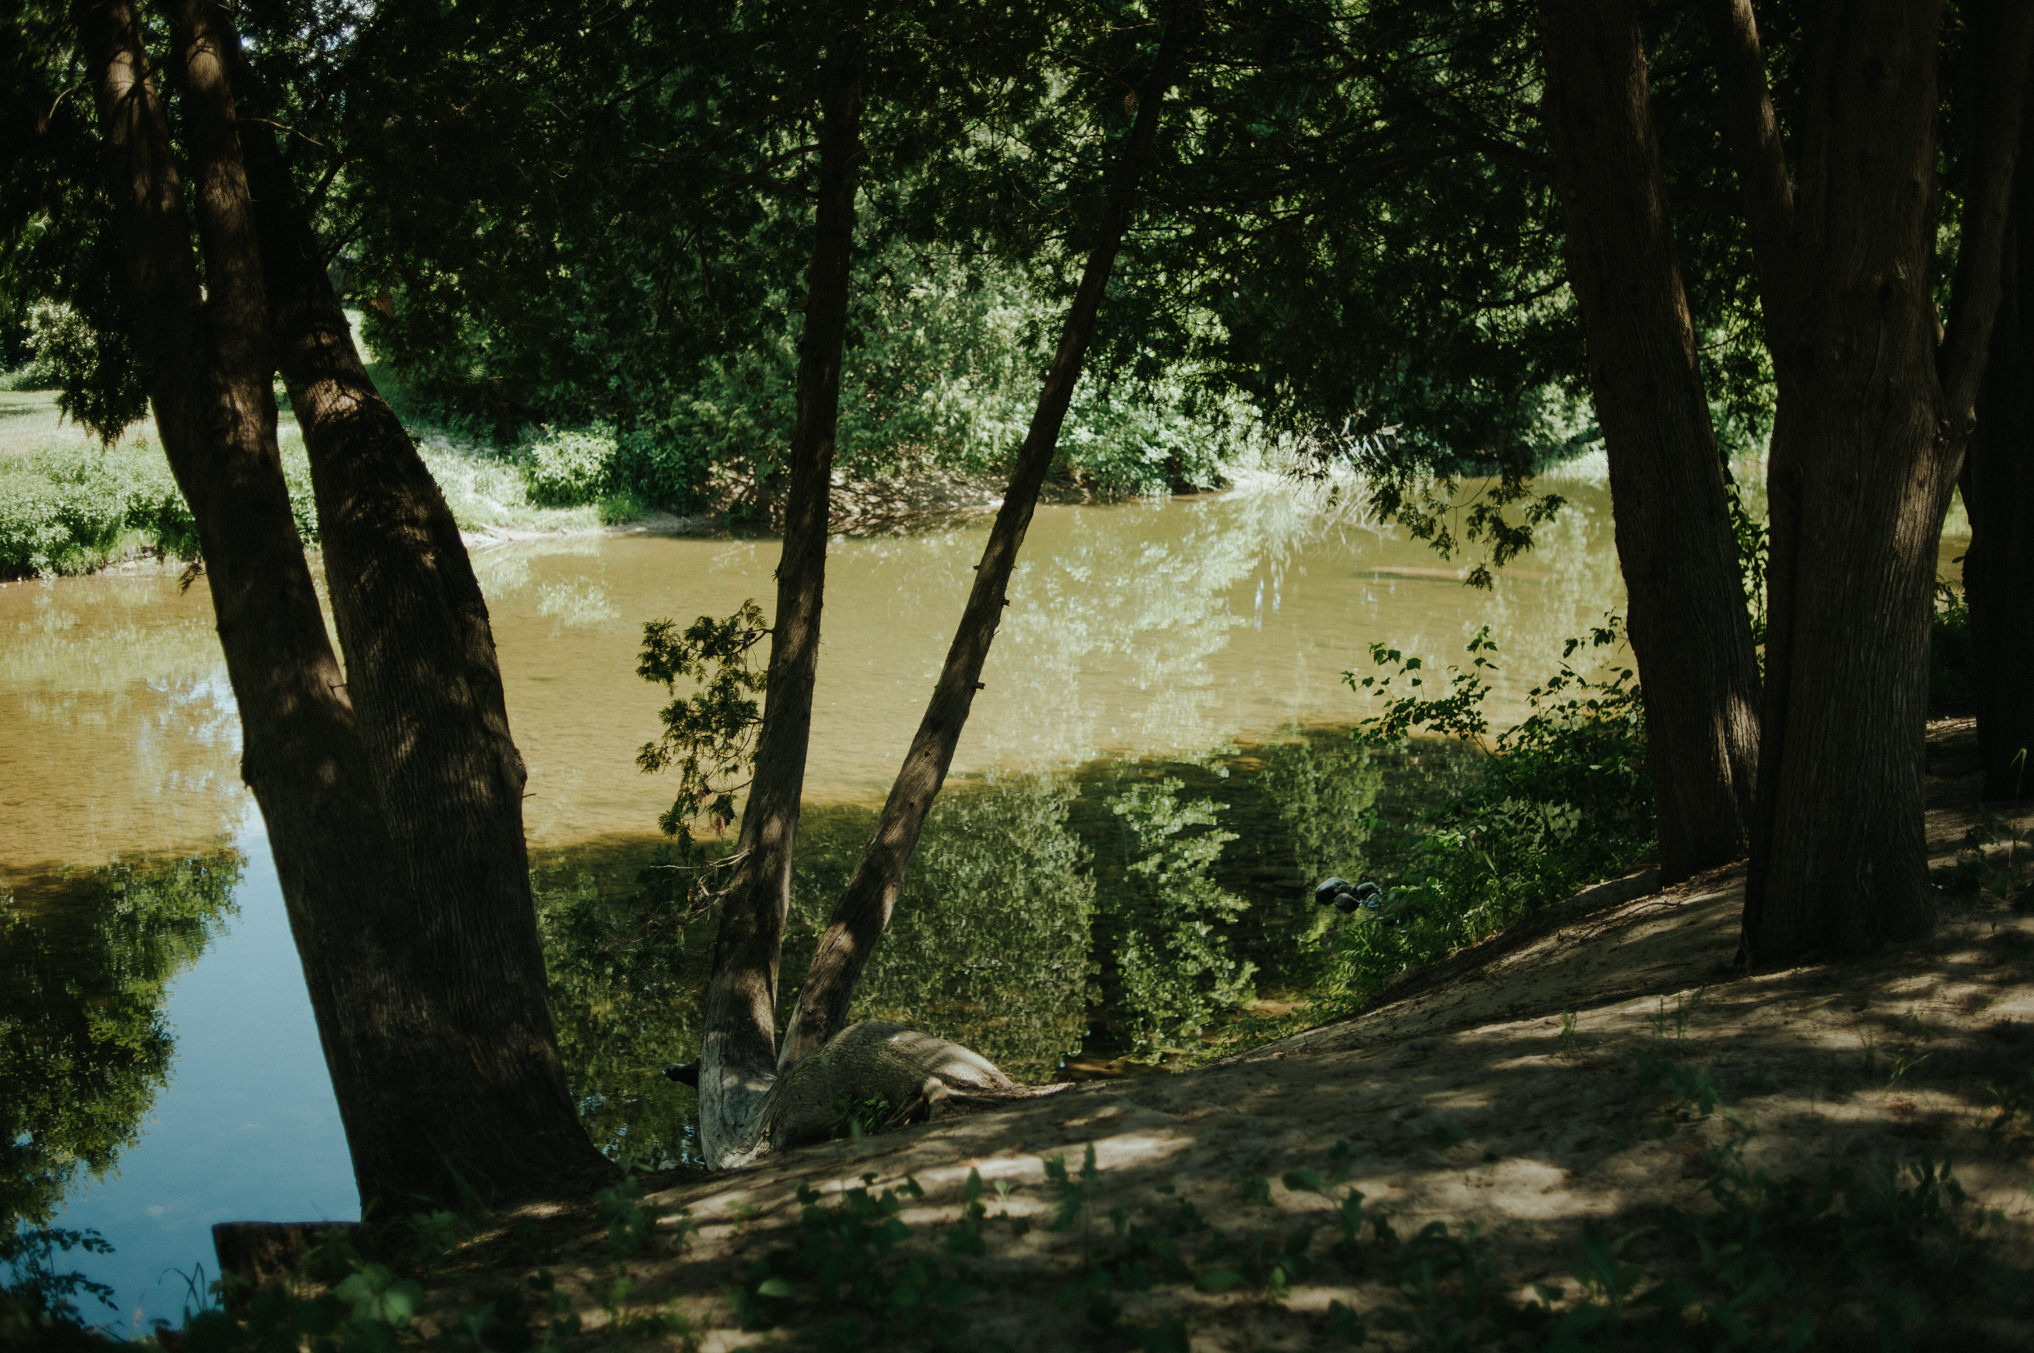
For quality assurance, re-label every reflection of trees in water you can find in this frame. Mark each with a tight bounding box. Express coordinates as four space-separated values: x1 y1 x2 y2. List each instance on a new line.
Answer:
0 584 244 875
536 727 1435 1161
0 851 242 1230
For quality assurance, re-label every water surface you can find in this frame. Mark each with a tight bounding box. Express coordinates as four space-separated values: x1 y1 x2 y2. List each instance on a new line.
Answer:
5 472 1924 1326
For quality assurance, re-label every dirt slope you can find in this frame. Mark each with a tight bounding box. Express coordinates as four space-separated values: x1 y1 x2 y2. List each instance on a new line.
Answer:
426 723 2034 1350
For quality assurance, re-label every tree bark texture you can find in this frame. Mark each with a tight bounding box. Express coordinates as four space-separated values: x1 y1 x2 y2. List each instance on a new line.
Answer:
698 21 865 1167
233 76 609 1199
1963 111 2034 802
85 0 608 1209
1537 0 1762 884
777 0 1196 1070
1717 0 2034 960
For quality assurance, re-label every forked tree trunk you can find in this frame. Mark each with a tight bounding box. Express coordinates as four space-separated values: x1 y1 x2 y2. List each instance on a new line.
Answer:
233 74 610 1199
1711 0 2033 960
87 0 608 1209
776 0 1196 1071
697 19 866 1167
1964 111 2034 803
1537 0 1762 884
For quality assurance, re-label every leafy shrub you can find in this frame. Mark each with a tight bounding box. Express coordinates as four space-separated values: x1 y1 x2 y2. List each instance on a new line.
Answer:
519 424 618 507
1331 618 1652 996
0 437 318 577
1094 776 1257 1058
1930 581 1973 717
18 300 148 439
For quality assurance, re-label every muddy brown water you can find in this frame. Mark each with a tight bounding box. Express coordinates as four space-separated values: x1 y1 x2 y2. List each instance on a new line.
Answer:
0 480 1626 883
0 473 1969 1326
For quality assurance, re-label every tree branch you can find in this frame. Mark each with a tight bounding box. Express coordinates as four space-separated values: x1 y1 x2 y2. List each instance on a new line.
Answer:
1704 0 1798 336
1941 0 2034 418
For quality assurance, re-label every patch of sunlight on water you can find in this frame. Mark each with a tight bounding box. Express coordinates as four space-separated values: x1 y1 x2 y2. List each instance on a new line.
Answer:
0 470 1974 1327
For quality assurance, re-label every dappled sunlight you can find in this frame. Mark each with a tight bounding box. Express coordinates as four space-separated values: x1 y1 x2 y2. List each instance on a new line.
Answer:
492 742 2034 1349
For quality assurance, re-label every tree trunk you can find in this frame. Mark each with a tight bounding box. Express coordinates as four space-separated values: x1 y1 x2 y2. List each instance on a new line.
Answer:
233 70 611 1200
1714 0 2034 960
1963 112 2034 803
87 0 608 1209
1537 0 1761 884
697 20 865 1168
777 0 1196 1070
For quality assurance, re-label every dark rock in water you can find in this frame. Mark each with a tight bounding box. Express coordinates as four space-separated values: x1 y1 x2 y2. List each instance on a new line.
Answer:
1353 881 1383 906
1314 876 1354 907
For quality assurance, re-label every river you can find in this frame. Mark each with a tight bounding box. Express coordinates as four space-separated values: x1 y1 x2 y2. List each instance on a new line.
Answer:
0 469 1930 1328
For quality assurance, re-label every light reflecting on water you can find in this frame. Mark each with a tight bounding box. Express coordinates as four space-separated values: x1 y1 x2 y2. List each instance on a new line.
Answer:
0 472 1969 1326
486 480 1625 838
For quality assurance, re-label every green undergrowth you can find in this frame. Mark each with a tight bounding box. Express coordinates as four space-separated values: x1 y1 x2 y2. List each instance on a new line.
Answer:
1313 618 1653 1005
0 436 315 578
36 1032 2017 1353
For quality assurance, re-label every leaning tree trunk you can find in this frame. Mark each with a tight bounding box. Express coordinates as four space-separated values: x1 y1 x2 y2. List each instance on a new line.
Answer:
775 0 1196 1072
1963 109 2034 803
86 0 408 1205
229 61 611 1200
1537 0 1761 884
88 0 609 1210
1712 0 2033 960
696 19 865 1168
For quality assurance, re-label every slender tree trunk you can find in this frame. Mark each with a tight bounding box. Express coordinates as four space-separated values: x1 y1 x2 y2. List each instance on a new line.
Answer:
778 2 1196 1069
87 0 608 1209
697 20 864 1167
1963 113 2034 802
1710 0 2033 960
1537 0 1761 884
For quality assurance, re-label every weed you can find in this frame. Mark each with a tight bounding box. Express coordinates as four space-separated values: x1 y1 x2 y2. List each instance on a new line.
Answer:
1558 1008 1579 1054
594 1176 693 1257
1635 1044 1724 1118
729 1175 988 1352
1934 807 2034 906
1331 617 1652 1001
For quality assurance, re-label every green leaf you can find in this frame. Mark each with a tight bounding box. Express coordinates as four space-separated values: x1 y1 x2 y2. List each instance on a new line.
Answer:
1281 1169 1324 1195
1195 1268 1247 1293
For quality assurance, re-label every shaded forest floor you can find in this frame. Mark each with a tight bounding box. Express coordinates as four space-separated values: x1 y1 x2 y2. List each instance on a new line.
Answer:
308 724 2034 1349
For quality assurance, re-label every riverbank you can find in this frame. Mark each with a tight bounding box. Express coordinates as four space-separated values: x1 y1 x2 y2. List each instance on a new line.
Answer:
1 386 1231 581
156 721 2033 1352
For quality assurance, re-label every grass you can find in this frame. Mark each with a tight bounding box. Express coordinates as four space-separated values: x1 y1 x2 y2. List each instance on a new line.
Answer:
0 385 619 580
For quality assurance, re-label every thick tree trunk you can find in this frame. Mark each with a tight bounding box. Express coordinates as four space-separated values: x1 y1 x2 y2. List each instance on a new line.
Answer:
87 0 405 1203
777 1 1196 1069
697 21 865 1167
1963 114 2034 803
88 0 608 1209
1716 1 2034 960
1537 0 1761 884
231 73 610 1200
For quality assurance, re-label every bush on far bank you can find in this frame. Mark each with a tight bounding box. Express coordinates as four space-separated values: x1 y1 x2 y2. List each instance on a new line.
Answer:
0 435 316 579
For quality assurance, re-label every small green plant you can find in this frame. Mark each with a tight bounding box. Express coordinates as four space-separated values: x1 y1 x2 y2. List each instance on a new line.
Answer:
833 1093 897 1140
636 601 770 844
594 1176 692 1257
1558 1009 1579 1054
1330 617 1651 999
521 423 620 507
729 1175 988 1351
0 1226 116 1341
598 488 648 524
1935 806 2033 906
